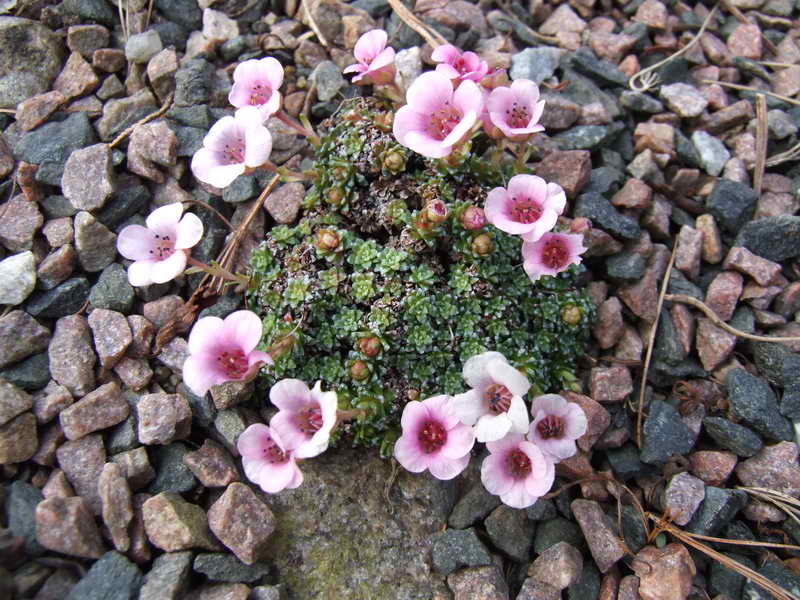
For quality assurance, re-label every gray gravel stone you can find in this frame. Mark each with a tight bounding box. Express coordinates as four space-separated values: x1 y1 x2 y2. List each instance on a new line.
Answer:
448 483 501 529
703 416 763 457
533 517 584 554
0 251 36 305
0 310 50 369
431 528 492 575
0 352 49 391
484 505 534 562
735 215 800 261
575 193 641 240
174 58 214 107
139 551 193 600
14 112 97 178
685 486 748 536
193 553 270 583
89 264 135 313
61 144 114 212
27 277 91 318
726 368 793 441
0 17 64 108
125 30 163 63
74 211 117 272
6 481 44 556
741 559 800 600
707 178 758 234
147 442 197 494
510 47 563 84
692 130 730 177
311 61 346 102
640 400 696 464
65 551 143 600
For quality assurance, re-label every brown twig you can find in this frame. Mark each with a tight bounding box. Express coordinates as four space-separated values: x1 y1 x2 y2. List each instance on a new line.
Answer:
388 0 447 48
0 108 16 114
637 244 678 447
648 514 800 600
739 486 800 528
766 140 800 167
664 294 800 342
109 92 174 149
720 0 778 56
300 0 330 48
754 95 768 195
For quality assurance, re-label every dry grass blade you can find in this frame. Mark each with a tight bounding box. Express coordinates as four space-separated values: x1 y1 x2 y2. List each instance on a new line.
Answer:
629 3 718 92
637 244 677 447
720 0 778 55
388 0 447 48
648 514 800 600
664 294 800 342
739 486 800 528
704 80 800 107
300 0 330 48
767 140 800 167
754 94 767 195
109 92 174 149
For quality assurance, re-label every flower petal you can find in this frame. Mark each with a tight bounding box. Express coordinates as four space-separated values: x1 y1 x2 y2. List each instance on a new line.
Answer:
400 400 429 433
427 452 470 480
188 316 224 354
258 461 297 494
486 432 525 455
269 378 311 412
481 452 515 496
127 259 156 287
117 225 156 260
474 412 512 443
182 353 218 397
507 396 530 434
285 462 304 489
451 390 486 426
440 423 475 459
354 29 388 62
174 212 204 250
146 202 183 235
270 410 309 452
222 310 264 353
394 434 428 473
501 481 537 509
406 71 452 116
462 351 507 390
149 250 187 284
487 359 530 397
531 394 566 418
564 403 589 439
237 423 271 458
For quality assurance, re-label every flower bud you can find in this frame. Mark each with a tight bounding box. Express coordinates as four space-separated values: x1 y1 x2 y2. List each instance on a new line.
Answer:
357 335 382 358
350 359 370 381
316 229 341 251
561 304 582 325
407 389 420 401
326 188 345 205
461 205 486 230
424 200 448 224
471 233 494 256
382 150 405 174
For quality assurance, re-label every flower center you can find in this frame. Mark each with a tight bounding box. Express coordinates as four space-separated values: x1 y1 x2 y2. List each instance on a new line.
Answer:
541 238 570 270
427 102 463 141
418 420 447 454
297 403 324 435
149 233 175 260
249 82 272 106
510 196 543 224
217 349 249 378
505 101 530 129
261 435 287 464
506 448 532 479
455 57 468 74
485 384 513 414
222 137 246 165
537 415 565 439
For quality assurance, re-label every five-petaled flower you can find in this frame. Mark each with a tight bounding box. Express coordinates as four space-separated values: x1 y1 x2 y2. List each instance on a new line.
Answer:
431 44 489 82
528 394 588 461
484 174 566 242
191 106 273 189
182 310 273 397
486 79 545 141
116 202 203 287
269 379 338 459
394 395 475 480
393 71 483 159
452 351 530 443
521 232 587 283
481 433 555 509
237 424 303 493
343 29 396 85
228 57 284 120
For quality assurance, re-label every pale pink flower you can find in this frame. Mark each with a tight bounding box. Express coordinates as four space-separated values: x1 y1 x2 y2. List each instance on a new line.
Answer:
228 57 284 119
237 424 303 493
116 203 203 287
528 394 588 461
182 310 273 397
481 433 555 509
269 379 338 459
431 44 489 82
486 79 545 141
522 232 587 283
393 71 483 159
191 106 273 189
394 395 475 480
343 29 396 85
452 351 530 443
485 175 566 242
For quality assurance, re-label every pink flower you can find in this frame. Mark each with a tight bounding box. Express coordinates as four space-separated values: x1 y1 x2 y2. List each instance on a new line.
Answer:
228 57 284 119
528 394 588 461
481 433 555 509
484 175 566 242
116 203 203 287
191 106 273 189
393 71 483 159
269 379 338 459
237 424 303 493
343 29 396 85
522 232 587 283
486 79 545 141
182 310 273 397
452 351 530 443
394 395 475 480
431 44 489 82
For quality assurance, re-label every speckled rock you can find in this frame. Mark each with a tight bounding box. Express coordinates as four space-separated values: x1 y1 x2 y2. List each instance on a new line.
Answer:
527 541 583 590
0 310 50 369
632 544 695 600
35 496 105 558
571 499 626 573
59 381 128 440
142 492 219 551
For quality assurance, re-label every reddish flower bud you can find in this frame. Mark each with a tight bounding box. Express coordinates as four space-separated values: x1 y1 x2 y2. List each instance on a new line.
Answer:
350 360 370 381
424 200 448 224
316 229 341 251
561 304 582 325
326 188 345 205
461 205 486 230
358 336 382 358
